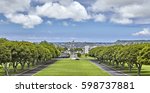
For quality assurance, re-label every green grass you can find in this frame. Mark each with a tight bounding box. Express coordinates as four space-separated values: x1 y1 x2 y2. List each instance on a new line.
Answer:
103 62 150 76
34 58 110 76
123 65 150 76
80 55 95 59
0 67 5 76
0 64 36 76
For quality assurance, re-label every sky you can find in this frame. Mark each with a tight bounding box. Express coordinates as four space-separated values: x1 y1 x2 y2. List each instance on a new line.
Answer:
0 0 150 42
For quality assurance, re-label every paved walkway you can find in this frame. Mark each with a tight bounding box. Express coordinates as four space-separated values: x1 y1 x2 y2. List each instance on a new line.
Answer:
14 58 60 76
90 60 128 76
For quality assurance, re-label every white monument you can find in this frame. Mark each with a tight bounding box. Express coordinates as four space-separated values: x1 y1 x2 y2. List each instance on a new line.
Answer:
84 46 90 54
70 40 78 60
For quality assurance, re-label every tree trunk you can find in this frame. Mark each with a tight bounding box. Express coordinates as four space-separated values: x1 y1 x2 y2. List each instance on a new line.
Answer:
112 61 115 66
13 66 17 73
137 63 142 76
20 62 25 70
13 62 18 73
109 60 112 65
129 65 132 72
32 60 36 66
121 62 125 70
36 60 39 65
27 62 30 69
127 62 133 73
116 61 119 68
2 63 9 76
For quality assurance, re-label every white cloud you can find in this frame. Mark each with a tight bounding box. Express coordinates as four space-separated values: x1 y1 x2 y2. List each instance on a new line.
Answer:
111 17 133 24
0 0 42 29
35 0 73 5
133 28 150 36
34 0 54 3
5 13 43 28
135 18 150 24
0 0 91 28
94 14 106 22
91 0 150 25
91 0 143 12
2 0 150 28
35 1 90 21
58 0 73 6
0 0 31 14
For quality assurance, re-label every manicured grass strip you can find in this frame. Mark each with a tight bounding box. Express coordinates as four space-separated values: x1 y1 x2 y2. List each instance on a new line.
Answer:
0 64 36 76
123 65 150 76
103 63 150 76
34 58 110 76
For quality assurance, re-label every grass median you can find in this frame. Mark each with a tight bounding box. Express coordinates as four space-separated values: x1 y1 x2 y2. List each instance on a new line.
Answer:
34 58 110 76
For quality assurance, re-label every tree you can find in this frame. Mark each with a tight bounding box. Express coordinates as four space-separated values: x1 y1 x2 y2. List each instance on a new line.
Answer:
77 53 81 57
0 45 11 75
0 39 61 75
0 38 8 44
89 44 148 76
126 44 144 75
112 45 123 68
40 41 60 58
4 41 20 73
85 53 88 57
137 45 150 75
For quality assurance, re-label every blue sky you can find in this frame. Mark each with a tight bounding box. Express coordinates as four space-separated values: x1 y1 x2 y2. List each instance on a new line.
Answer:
0 0 150 42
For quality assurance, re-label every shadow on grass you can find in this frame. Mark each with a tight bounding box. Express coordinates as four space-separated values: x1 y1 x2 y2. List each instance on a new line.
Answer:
98 61 150 76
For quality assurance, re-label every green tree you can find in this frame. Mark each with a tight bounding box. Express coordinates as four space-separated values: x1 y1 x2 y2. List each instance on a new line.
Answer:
0 45 11 75
137 45 150 75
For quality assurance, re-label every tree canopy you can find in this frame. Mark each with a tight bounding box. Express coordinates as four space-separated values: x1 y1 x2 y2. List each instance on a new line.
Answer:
89 43 150 76
0 38 61 75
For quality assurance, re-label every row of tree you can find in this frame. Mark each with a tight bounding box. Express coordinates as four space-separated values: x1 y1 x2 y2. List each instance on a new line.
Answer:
89 43 150 76
0 38 61 76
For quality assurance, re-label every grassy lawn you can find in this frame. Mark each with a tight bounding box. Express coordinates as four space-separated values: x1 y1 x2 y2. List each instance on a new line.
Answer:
103 62 150 76
34 58 110 76
0 64 36 76
80 55 95 60
123 65 150 76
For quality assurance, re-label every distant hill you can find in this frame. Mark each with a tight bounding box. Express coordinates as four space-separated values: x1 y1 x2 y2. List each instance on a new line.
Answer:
53 40 150 48
115 40 150 44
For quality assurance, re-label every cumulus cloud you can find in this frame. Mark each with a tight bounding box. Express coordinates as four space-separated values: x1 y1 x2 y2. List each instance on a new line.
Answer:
0 0 91 28
111 17 133 24
58 0 73 6
91 0 143 12
1 0 150 28
0 0 42 29
5 14 43 28
35 0 73 5
93 14 106 22
0 0 31 14
35 1 90 21
0 0 78 28
91 0 150 25
133 28 150 36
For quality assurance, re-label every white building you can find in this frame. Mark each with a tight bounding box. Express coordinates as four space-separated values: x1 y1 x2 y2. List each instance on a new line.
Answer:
84 46 90 54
